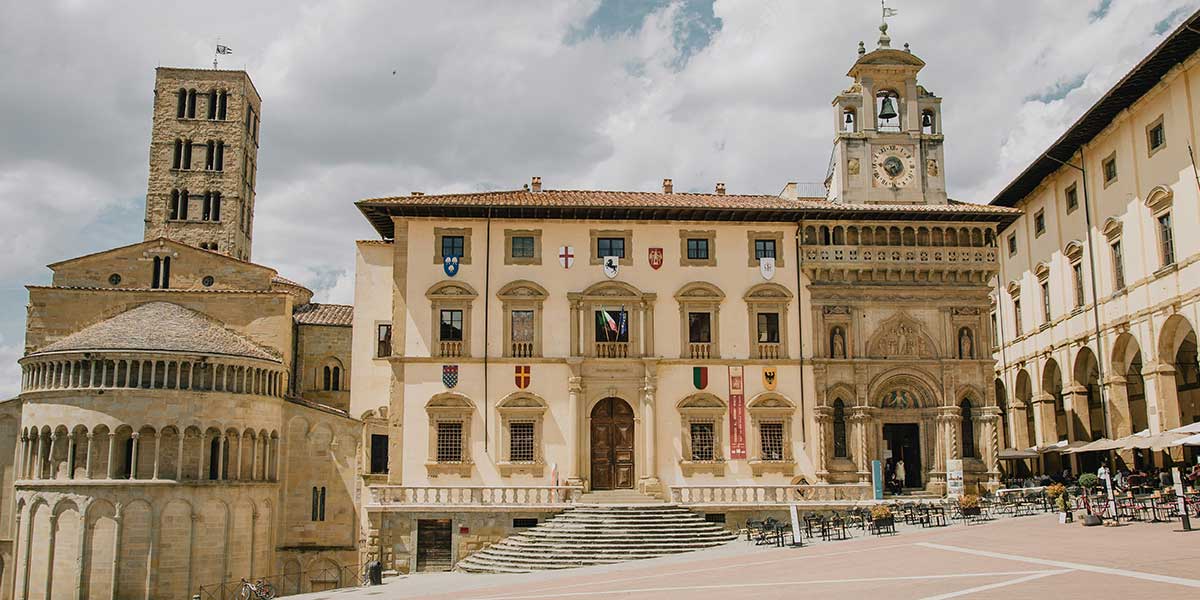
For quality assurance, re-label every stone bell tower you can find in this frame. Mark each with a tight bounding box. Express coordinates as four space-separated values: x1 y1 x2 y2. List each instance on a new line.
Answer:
826 21 947 205
143 67 262 261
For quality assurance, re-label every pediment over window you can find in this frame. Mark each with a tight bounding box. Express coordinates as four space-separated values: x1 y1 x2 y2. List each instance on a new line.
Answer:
744 283 793 302
1006 280 1021 297
747 392 796 411
1033 262 1051 280
677 393 727 411
578 280 647 299
497 391 547 410
1101 217 1123 241
426 281 479 300
866 313 937 359
426 392 475 410
1063 240 1084 262
674 281 725 301
1145 184 1173 213
496 280 548 301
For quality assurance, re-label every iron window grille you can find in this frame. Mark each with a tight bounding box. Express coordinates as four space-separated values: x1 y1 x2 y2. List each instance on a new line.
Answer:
436 422 463 463
509 422 535 462
760 422 784 461
690 422 715 461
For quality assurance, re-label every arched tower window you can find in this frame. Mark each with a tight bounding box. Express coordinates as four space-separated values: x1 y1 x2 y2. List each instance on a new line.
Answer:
921 110 935 134
843 108 857 133
833 399 848 458
876 90 901 131
186 89 197 118
169 189 180 220
178 189 188 220
172 139 182 169
217 90 228 120
960 399 976 458
176 88 187 118
207 90 217 119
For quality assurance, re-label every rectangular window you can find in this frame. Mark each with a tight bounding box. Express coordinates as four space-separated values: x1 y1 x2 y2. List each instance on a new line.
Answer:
1111 241 1125 290
1014 299 1023 336
1041 281 1051 323
1158 213 1175 266
509 422 535 462
688 312 712 344
686 238 709 260
1007 234 1017 257
760 422 784 461
441 235 465 259
1072 263 1085 308
1148 119 1166 153
1065 184 1078 213
440 310 464 342
1102 154 1117 184
369 434 389 474
597 237 625 258
511 236 535 258
754 239 777 260
757 313 780 344
510 310 534 343
436 422 463 462
1034 210 1045 237
990 311 998 349
594 309 629 342
376 323 392 358
689 422 715 461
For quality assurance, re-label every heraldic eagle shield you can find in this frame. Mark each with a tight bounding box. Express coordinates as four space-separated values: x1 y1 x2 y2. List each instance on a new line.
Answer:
648 247 663 270
515 365 531 389
442 365 459 388
762 367 777 390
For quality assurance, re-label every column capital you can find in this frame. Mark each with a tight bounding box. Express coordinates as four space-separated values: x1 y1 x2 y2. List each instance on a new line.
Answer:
131 432 140 439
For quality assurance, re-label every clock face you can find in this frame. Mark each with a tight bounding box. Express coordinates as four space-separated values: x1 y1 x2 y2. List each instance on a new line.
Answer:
872 145 916 188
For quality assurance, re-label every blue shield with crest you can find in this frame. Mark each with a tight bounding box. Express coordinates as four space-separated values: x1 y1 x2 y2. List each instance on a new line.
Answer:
443 256 460 277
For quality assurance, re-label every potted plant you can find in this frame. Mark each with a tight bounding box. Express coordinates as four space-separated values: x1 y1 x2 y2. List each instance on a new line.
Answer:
1046 483 1072 523
870 504 895 534
958 494 982 518
1077 474 1102 526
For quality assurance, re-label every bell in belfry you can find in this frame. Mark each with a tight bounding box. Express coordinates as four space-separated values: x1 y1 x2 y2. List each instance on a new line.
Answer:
878 96 898 121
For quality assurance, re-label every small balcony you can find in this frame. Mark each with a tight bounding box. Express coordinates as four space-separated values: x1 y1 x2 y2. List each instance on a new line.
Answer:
594 342 629 358
687 343 712 360
510 341 534 358
439 341 464 357
757 343 782 360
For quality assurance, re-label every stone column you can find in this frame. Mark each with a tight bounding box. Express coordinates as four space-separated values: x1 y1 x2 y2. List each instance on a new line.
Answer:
568 300 580 357
110 507 123 600
1144 361 1181 432
44 513 58 595
106 433 117 479
198 434 207 481
66 434 76 480
177 432 186 481
235 435 244 480
17 506 32 600
640 371 660 494
1104 375 1132 438
129 433 140 480
849 407 871 482
644 303 656 357
218 433 227 480
1032 393 1057 445
83 433 92 480
814 406 832 482
34 434 44 480
252 435 260 481
74 512 87 600
151 432 161 480
1065 384 1091 442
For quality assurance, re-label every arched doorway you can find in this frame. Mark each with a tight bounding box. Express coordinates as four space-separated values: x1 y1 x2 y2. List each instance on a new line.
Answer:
590 398 635 490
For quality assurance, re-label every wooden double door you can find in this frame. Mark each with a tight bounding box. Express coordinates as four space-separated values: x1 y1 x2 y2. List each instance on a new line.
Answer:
590 397 635 490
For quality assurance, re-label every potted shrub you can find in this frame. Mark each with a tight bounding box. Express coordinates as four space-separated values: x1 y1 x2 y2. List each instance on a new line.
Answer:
870 504 895 534
958 494 982 518
1078 474 1102 526
1046 483 1072 523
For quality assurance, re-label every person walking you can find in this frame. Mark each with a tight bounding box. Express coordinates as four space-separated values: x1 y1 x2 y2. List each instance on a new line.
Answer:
895 459 906 489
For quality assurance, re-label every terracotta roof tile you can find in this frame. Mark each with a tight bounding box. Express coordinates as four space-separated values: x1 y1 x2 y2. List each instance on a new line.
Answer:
35 302 280 361
294 303 353 326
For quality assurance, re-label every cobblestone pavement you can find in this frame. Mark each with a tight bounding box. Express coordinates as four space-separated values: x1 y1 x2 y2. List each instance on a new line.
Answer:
299 513 1200 599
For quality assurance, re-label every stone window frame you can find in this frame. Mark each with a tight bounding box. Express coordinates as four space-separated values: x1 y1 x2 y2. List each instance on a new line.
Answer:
495 392 547 477
425 392 474 477
678 230 718 267
746 231 786 267
1146 114 1166 158
1102 217 1125 291
1007 233 1017 257
1034 262 1051 326
426 281 478 358
567 281 656 358
589 229 633 266
745 283 793 360
1065 182 1079 214
375 321 393 359
504 229 542 266
1101 151 1118 187
496 280 548 358
1033 209 1045 238
677 393 727 476
1064 240 1086 311
433 227 473 265
675 281 725 359
747 392 797 476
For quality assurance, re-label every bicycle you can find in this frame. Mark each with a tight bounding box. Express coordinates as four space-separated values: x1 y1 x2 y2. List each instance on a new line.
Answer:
236 578 277 600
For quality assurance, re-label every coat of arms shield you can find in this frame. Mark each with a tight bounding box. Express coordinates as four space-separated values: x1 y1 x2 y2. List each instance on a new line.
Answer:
759 257 776 281
515 365 531 389
648 247 663 270
602 256 619 279
443 255 460 277
442 365 459 388
762 367 777 391
558 246 575 269
693 366 708 390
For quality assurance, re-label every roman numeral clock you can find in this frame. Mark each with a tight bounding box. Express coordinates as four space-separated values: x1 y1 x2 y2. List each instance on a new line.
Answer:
872 144 916 188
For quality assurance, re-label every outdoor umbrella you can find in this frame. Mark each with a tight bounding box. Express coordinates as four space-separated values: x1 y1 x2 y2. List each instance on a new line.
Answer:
1159 432 1200 447
1167 422 1200 435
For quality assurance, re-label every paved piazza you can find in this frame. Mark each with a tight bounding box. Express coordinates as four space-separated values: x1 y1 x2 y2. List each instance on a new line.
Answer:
298 515 1200 599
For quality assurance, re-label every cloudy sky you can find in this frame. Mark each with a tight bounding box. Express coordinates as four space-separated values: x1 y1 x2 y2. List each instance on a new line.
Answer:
0 0 1195 396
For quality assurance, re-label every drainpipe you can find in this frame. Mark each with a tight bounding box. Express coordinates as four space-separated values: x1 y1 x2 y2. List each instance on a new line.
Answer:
483 208 492 456
794 220 807 446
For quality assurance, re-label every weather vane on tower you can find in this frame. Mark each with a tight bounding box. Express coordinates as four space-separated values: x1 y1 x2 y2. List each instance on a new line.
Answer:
878 0 899 48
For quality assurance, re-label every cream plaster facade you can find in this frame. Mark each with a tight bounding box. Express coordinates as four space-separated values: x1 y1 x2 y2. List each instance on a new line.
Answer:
990 17 1200 476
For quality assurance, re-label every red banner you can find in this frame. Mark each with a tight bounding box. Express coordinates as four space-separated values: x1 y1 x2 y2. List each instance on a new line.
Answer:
728 366 746 459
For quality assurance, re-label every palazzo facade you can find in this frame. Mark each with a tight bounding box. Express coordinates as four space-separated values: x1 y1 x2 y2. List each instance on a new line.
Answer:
351 25 1018 572
990 12 1200 474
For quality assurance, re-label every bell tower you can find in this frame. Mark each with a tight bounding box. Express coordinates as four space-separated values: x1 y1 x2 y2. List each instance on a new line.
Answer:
826 20 947 205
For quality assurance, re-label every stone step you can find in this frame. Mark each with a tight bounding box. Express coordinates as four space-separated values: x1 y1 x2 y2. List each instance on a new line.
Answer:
501 535 736 548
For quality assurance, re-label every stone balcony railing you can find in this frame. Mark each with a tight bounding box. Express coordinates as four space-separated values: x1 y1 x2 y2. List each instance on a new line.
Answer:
365 485 583 510
669 483 874 505
687 343 712 360
757 343 782 360
594 342 629 358
802 245 997 266
439 341 464 357
510 341 535 358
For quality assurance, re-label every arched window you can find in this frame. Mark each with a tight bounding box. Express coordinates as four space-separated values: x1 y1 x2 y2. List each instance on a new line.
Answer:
169 189 180 220
217 91 228 120
332 366 341 391
205 141 216 170
207 90 217 119
960 399 976 458
843 108 857 133
182 140 192 169
322 366 332 391
178 189 188 220
152 257 161 289
211 191 221 221
311 486 326 521
215 141 224 171
172 139 182 169
176 88 187 118
876 90 901 131
186 89 196 118
921 110 935 134
209 437 220 480
153 256 172 290
833 399 848 458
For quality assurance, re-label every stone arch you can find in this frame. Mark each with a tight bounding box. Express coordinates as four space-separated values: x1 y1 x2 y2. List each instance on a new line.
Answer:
228 498 256 582
193 498 230 589
254 499 274 580
955 383 985 405
868 368 941 409
427 391 475 410
824 382 856 407
866 312 938 358
281 560 303 595
496 279 549 300
747 391 796 410
117 499 153 598
994 378 1010 448
673 280 726 301
425 280 479 300
305 557 342 592
1158 314 1196 363
1111 332 1149 435
49 499 82 599
320 355 345 392
1042 358 1068 443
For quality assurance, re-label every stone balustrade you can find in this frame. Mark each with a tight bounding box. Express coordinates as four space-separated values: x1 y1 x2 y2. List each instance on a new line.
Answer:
20 351 286 398
366 485 583 509
669 483 873 505
802 245 997 266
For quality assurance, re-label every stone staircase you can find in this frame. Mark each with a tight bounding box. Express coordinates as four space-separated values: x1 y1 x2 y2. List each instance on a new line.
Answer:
456 502 737 573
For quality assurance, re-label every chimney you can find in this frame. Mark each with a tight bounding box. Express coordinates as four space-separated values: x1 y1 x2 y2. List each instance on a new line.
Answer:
531 176 542 192
411 191 425 196
715 182 726 195
662 178 673 194
780 182 797 200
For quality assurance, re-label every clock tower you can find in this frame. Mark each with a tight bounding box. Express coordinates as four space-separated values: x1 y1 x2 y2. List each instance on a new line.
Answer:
826 22 947 205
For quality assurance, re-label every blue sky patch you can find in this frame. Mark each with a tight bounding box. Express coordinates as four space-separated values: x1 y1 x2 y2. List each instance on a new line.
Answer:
566 0 723 69
1089 0 1112 23
1025 72 1087 103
